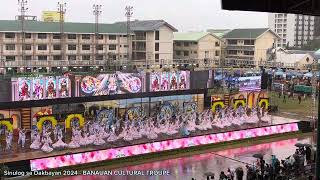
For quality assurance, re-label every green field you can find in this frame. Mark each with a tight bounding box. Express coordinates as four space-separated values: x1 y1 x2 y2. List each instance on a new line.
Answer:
269 92 318 120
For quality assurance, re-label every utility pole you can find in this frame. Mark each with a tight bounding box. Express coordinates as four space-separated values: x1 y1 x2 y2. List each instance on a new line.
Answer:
125 6 133 61
58 1 66 62
18 0 28 68
93 4 102 66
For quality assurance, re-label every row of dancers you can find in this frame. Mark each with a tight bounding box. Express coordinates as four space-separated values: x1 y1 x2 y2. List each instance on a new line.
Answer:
1 106 270 153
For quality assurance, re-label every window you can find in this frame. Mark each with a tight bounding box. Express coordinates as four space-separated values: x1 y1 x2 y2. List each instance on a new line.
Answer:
5 56 15 61
97 45 104 51
82 55 91 60
25 56 32 60
68 34 77 39
244 51 254 55
194 51 197 54
155 43 159 51
109 44 116 50
38 55 47 61
184 42 189 47
53 44 61 51
193 42 198 45
215 42 220 47
244 40 255 45
96 55 104 60
155 31 159 40
184 51 189 56
38 44 47 50
38 33 47 39
215 50 220 56
24 33 31 39
5 44 15 51
155 53 159 60
68 55 77 60
109 35 116 40
97 34 103 39
53 55 62 60
228 40 237 45
176 51 181 56
124 45 128 48
228 50 237 55
82 44 91 51
68 44 77 50
53 34 61 39
82 34 91 39
23 44 32 51
176 42 181 46
5 33 15 39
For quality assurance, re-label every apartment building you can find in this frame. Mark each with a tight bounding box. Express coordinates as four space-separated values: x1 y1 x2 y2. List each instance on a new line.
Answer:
114 20 177 65
173 32 222 61
223 28 280 66
268 13 320 48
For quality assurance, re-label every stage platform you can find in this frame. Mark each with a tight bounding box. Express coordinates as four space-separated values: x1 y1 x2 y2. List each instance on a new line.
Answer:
0 116 302 174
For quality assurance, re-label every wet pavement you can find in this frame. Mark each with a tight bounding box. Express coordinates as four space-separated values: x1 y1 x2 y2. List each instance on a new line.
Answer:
55 136 313 180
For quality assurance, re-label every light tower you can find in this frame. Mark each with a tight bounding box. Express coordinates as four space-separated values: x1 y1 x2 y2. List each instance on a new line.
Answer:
58 1 66 62
125 6 133 61
93 4 102 65
18 0 28 67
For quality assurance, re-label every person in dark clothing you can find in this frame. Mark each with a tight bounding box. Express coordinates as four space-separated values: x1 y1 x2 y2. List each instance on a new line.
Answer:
283 94 286 103
298 94 302 104
219 171 227 180
305 146 312 164
235 167 244 180
278 91 281 98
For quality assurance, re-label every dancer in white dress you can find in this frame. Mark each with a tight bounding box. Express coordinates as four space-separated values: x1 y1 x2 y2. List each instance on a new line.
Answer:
41 132 53 153
52 127 67 149
30 133 42 150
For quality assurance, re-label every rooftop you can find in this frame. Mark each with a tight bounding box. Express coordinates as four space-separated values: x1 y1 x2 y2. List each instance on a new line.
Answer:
223 28 273 39
0 20 128 34
114 20 178 32
173 32 212 41
207 29 231 38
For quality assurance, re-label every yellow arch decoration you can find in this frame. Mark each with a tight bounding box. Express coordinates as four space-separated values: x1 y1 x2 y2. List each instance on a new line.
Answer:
211 101 225 112
37 116 57 131
65 114 85 129
234 100 246 109
0 120 13 132
259 99 269 109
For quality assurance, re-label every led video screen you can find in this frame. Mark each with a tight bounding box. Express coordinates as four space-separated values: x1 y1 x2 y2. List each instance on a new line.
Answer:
80 72 145 96
238 76 261 91
13 76 71 101
150 71 190 92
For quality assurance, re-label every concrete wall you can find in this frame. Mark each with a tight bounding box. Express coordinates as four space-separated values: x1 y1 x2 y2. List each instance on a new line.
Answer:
254 31 278 63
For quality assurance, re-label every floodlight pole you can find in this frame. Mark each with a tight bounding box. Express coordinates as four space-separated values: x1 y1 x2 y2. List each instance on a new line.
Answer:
58 1 66 62
93 4 102 65
18 0 28 68
125 6 133 61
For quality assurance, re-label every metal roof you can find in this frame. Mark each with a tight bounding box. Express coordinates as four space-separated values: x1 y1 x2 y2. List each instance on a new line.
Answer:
0 20 128 34
207 29 231 37
173 32 212 41
114 20 178 32
223 28 274 39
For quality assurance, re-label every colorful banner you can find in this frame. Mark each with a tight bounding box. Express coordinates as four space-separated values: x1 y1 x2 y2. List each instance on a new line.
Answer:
238 76 261 91
32 78 45 100
18 78 32 101
150 71 190 92
80 73 144 96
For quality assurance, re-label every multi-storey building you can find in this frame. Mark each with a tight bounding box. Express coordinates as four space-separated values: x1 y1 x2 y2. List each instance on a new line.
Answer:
268 13 320 48
114 20 177 65
173 32 222 61
223 28 280 66
0 19 177 74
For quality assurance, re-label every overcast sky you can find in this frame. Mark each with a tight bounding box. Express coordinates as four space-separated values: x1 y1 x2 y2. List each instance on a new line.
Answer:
1 0 268 31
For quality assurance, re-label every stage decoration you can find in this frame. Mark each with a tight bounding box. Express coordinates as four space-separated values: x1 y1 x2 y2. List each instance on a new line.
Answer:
18 78 31 101
58 77 70 98
0 118 13 132
150 71 190 92
259 98 269 109
127 107 145 121
80 72 143 96
97 109 115 123
159 102 174 119
33 108 52 119
183 102 197 114
45 77 57 99
211 100 225 112
233 99 246 109
32 78 45 100
37 116 57 131
65 114 85 129
30 122 299 171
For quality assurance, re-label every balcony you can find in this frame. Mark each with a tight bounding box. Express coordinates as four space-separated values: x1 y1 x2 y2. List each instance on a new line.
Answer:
225 46 255 51
133 36 146 41
133 46 146 51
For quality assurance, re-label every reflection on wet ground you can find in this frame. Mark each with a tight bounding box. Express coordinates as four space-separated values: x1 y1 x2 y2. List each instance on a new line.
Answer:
56 136 312 180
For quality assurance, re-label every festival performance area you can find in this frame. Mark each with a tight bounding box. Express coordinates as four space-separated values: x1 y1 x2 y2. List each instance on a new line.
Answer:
0 69 304 178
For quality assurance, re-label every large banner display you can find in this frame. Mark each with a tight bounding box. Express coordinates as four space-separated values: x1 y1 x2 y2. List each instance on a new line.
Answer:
14 76 71 101
238 76 261 91
80 72 145 96
150 71 190 92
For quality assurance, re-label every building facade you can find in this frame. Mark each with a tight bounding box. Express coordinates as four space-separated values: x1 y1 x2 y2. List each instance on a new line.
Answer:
173 32 222 61
223 28 280 66
268 13 320 48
